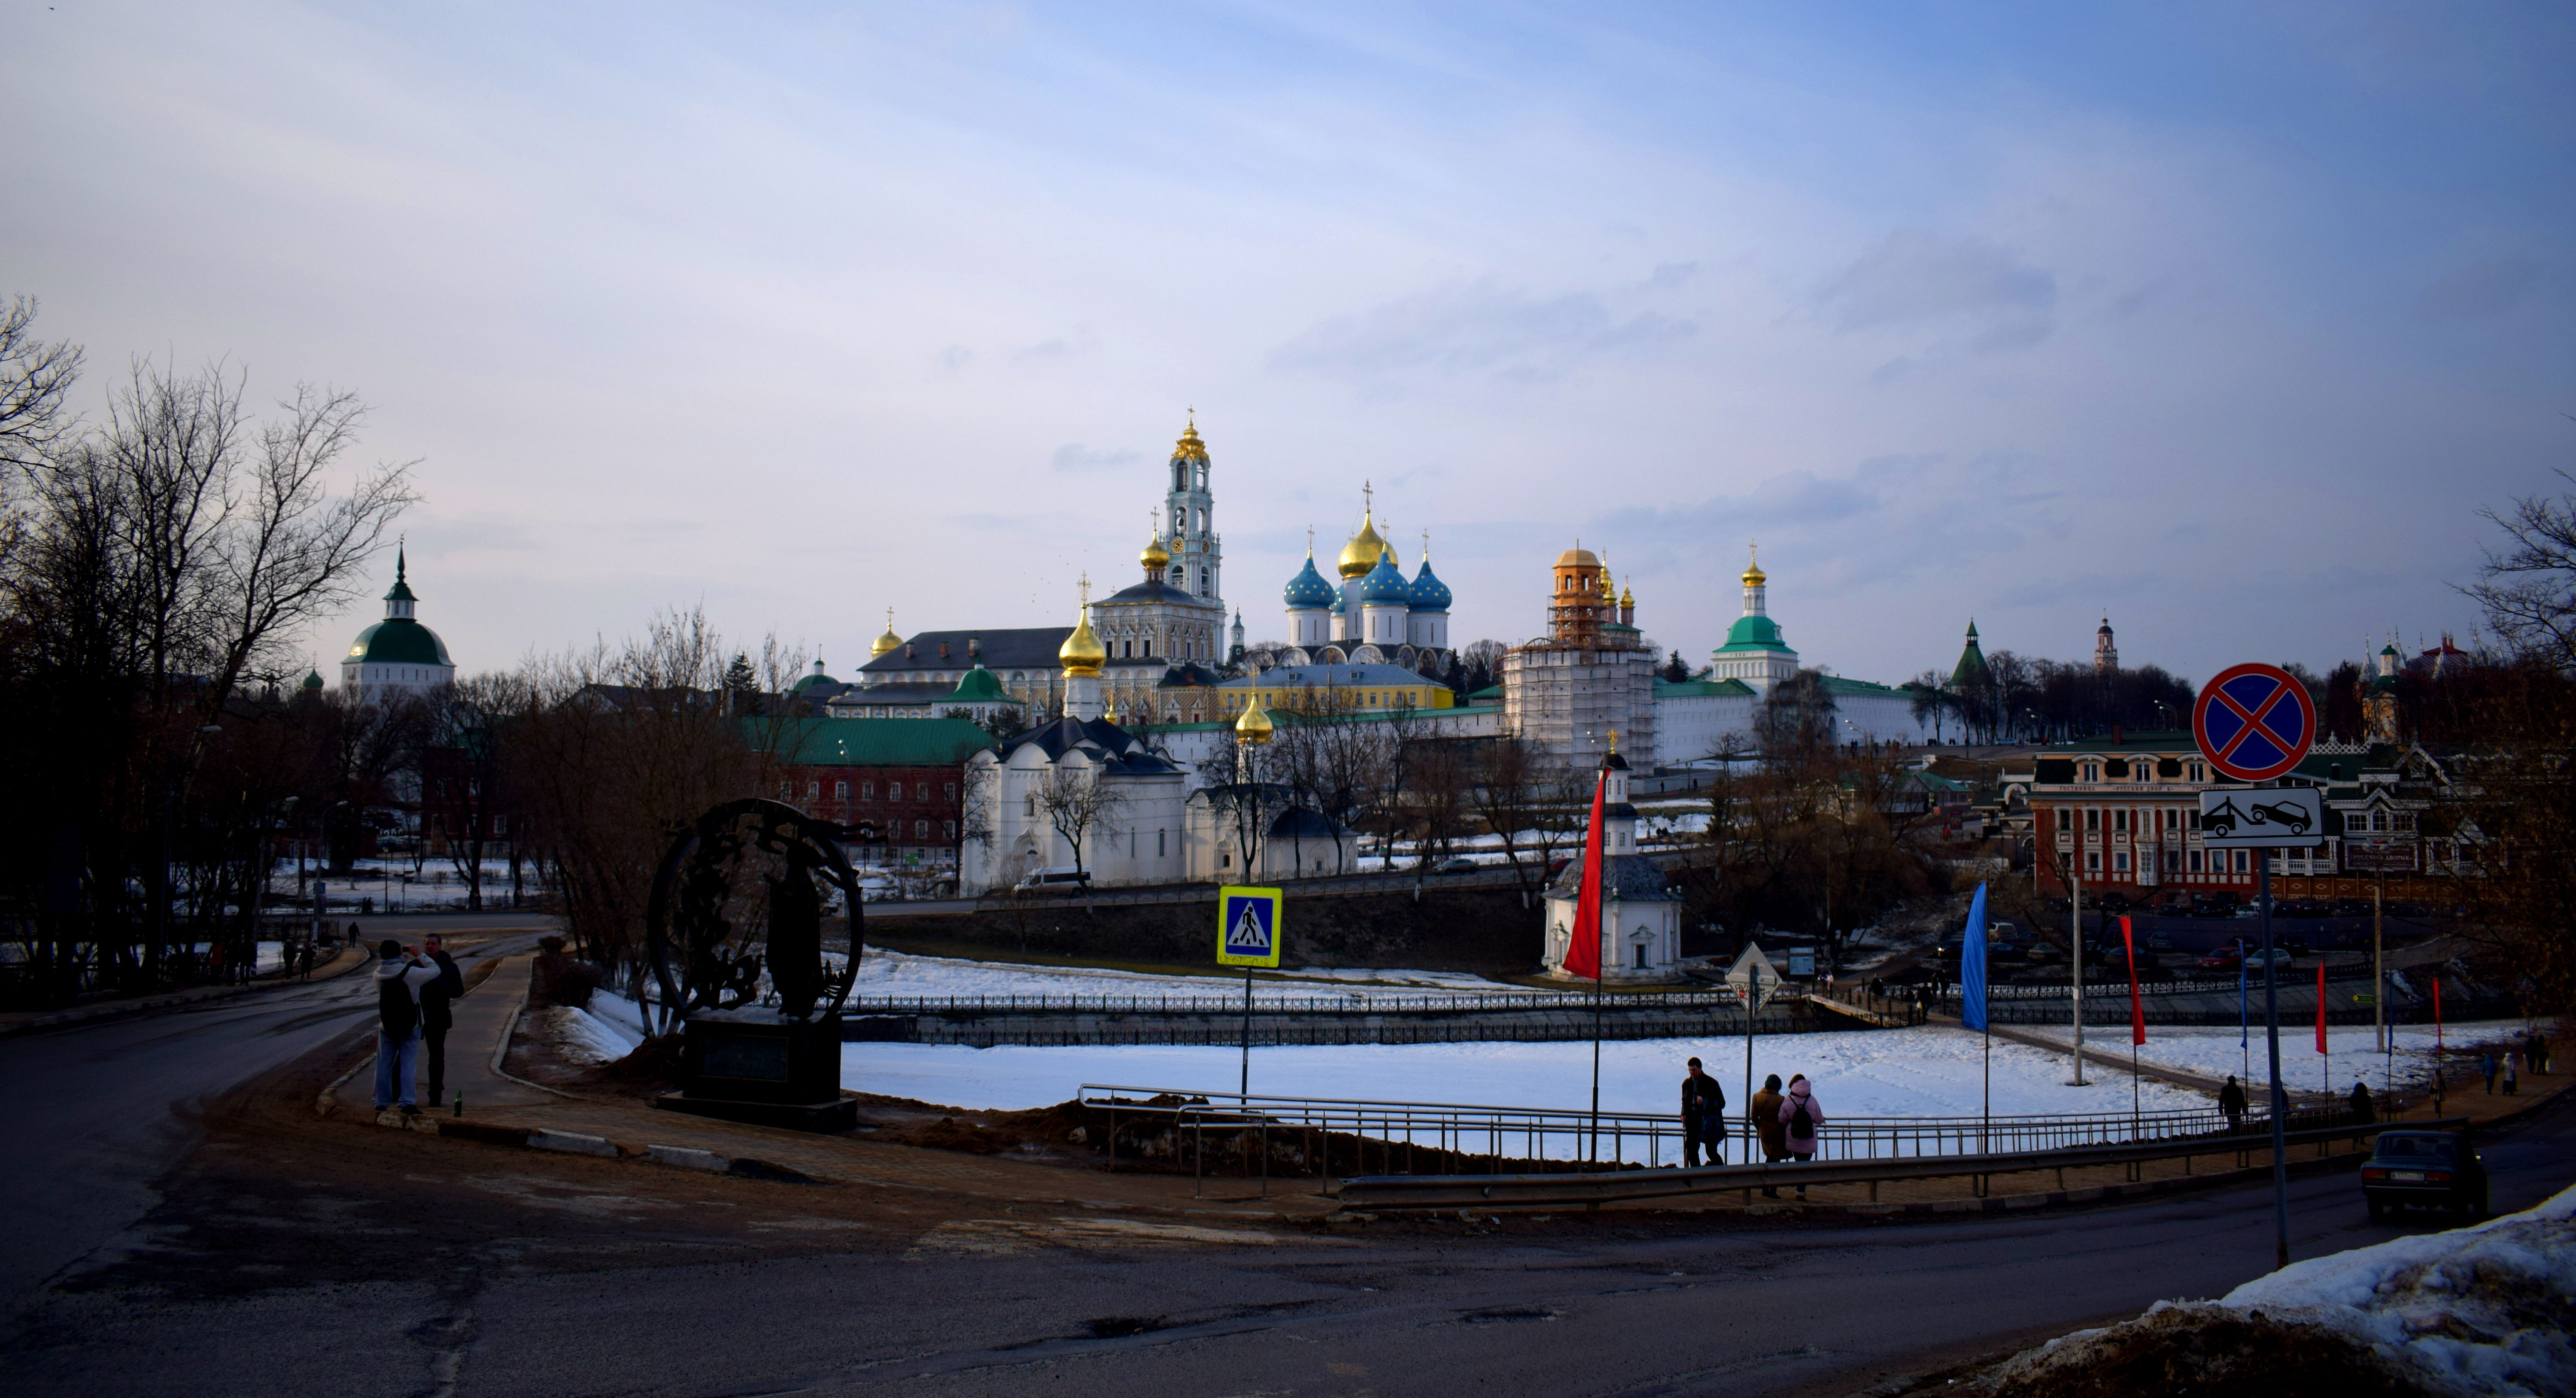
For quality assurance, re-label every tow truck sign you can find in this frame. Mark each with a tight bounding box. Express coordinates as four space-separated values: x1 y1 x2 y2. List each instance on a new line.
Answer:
2199 787 2324 849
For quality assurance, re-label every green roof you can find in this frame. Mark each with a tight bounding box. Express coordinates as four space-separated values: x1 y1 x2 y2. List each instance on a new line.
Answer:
762 717 998 767
346 617 450 667
1818 675 1908 698
1654 676 1757 697
945 666 1010 702
1949 622 1990 688
1714 613 1792 653
1465 684 1503 703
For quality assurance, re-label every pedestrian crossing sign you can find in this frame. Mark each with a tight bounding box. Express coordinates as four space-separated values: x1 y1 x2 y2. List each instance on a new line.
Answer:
1217 886 1283 967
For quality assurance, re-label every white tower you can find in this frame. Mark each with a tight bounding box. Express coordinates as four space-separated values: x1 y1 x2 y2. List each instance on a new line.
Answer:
1164 416 1223 606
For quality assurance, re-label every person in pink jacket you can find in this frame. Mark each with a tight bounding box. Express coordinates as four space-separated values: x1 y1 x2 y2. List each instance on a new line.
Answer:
1777 1074 1824 1198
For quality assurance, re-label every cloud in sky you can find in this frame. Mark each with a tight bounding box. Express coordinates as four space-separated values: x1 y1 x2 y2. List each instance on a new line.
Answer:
1 2 2568 685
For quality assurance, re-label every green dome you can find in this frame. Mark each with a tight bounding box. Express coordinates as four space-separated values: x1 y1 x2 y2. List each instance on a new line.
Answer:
946 665 1009 702
346 617 452 666
1716 613 1791 652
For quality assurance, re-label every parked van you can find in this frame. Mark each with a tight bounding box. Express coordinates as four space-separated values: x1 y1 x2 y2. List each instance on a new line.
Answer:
1013 866 1093 893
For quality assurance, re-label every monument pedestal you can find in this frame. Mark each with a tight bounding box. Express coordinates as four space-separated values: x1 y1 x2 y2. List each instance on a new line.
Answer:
653 1012 856 1133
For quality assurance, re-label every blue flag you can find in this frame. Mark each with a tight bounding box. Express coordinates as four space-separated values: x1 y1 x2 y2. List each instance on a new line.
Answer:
1961 882 1990 1032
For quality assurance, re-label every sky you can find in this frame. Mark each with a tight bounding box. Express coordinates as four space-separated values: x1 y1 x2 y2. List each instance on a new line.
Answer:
5 2 2571 689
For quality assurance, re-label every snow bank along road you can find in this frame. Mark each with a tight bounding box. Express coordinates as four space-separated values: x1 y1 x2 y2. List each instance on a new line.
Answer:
4 1006 2570 1398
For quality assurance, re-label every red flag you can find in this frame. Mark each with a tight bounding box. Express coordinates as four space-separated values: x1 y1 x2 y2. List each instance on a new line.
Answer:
1563 769 1607 979
2433 975 2443 1050
2120 916 2145 1047
2316 963 2328 1055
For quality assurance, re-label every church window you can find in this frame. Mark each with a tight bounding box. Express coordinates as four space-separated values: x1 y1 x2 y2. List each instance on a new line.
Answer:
914 820 929 839
944 821 957 841
834 781 849 799
862 782 875 799
1157 829 1166 857
945 782 957 798
917 782 931 800
2086 851 2101 871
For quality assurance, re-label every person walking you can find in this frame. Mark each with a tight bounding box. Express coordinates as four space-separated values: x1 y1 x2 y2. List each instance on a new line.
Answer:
2528 1031 2550 1077
2503 1052 2520 1096
1750 1074 1787 1198
1681 1058 1727 1167
418 936 466 1110
372 940 441 1114
2482 1050 2499 1094
2347 1080 2375 1125
1778 1074 1824 1199
2219 1075 2249 1134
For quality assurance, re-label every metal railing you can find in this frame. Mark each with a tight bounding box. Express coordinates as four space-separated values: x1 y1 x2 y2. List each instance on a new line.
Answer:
1079 1083 2280 1182
845 989 1665 1015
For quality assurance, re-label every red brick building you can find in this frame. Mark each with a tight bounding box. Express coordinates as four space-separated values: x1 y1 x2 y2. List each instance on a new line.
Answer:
769 717 998 867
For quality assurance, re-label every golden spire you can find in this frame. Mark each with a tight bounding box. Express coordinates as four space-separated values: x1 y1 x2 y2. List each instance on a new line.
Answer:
1608 728 1619 753
1742 541 1766 587
1173 410 1208 464
1059 575 1106 677
1338 482 1388 579
1141 507 1170 569
870 607 902 656
1235 700 1274 744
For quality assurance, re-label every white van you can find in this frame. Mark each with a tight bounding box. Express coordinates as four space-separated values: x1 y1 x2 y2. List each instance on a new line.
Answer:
1013 866 1093 893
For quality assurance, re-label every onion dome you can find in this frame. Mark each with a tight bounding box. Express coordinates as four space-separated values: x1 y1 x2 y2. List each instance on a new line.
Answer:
1059 606 1106 677
1741 543 1766 587
1618 581 1634 608
1141 532 1172 570
1408 557 1452 611
1339 511 1388 579
870 610 902 657
1235 701 1274 744
301 666 325 692
1173 416 1209 464
1357 552 1411 604
1283 553 1336 608
946 665 1009 703
792 657 838 695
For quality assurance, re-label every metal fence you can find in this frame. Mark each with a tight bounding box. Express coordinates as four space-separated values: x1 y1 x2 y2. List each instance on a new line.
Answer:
1077 1083 2307 1181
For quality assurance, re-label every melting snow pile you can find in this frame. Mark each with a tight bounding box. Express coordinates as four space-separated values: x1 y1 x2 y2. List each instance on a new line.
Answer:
547 988 647 1065
1971 1185 2576 1398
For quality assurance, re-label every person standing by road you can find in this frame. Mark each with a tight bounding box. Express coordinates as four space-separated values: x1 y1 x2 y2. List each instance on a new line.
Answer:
2503 1052 2520 1096
2483 1050 2499 1094
1681 1058 1727 1167
418 936 465 1110
1750 1074 1787 1198
1778 1074 1824 1199
373 940 441 1114
2219 1075 2249 1134
2347 1081 2375 1125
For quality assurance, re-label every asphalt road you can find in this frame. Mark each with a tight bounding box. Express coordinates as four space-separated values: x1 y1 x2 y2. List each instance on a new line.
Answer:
0 928 546 1304
0 974 2567 1398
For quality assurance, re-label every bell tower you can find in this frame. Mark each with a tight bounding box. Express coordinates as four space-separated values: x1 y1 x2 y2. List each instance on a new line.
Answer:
1164 414 1222 606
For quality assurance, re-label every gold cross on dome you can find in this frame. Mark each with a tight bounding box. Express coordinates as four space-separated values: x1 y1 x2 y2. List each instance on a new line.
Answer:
1078 571 1091 605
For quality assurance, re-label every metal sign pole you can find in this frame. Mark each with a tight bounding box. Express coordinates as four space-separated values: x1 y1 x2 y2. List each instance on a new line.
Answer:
2261 856 2288 1270
2071 867 2086 1085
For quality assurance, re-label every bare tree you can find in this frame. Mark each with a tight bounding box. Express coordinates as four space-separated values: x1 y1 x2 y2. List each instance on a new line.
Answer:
0 295 83 473
1031 760 1128 886
1471 735 1581 906
2464 470 2576 671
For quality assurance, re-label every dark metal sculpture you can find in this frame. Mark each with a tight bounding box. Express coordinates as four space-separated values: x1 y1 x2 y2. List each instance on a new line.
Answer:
641 798 869 1032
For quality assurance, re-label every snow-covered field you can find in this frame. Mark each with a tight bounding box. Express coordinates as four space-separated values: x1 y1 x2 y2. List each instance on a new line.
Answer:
2016 1021 2535 1093
846 1024 2210 1120
846 948 1525 1001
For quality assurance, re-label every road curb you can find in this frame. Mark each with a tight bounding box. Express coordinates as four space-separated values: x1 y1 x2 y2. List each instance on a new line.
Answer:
2 946 371 1039
346 1106 831 1184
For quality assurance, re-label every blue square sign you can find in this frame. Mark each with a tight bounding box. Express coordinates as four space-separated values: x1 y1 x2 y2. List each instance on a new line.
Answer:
1217 886 1282 967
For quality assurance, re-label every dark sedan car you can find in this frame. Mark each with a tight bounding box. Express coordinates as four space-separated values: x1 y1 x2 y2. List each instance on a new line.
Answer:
2361 1130 2488 1219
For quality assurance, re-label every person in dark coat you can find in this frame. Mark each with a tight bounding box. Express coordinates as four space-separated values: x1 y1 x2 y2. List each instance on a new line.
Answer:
1681 1058 1727 1167
1749 1074 1787 1197
2347 1081 2374 1125
2219 1075 2249 1134
417 936 466 1109
2482 1051 2499 1094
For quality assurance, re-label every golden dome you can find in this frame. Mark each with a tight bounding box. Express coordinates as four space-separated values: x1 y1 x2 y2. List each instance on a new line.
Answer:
1741 543 1766 587
1173 416 1209 465
1058 607 1106 678
1618 582 1634 608
1234 701 1274 744
869 609 902 657
1338 510 1388 579
1555 546 1601 568
1141 533 1171 569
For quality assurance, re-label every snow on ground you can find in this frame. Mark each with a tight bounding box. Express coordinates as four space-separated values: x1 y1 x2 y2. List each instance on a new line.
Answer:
846 1024 2209 1121
550 988 647 1064
846 948 1524 1001
2016 1021 2535 1093
2213 1184 2576 1396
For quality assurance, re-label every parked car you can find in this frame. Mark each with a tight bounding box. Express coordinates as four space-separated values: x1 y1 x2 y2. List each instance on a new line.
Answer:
1434 856 1479 873
2099 892 2132 914
2197 947 2244 971
2362 1131 2487 1219
2242 947 2294 970
2193 893 2241 918
2331 898 2370 918
2280 898 2325 919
